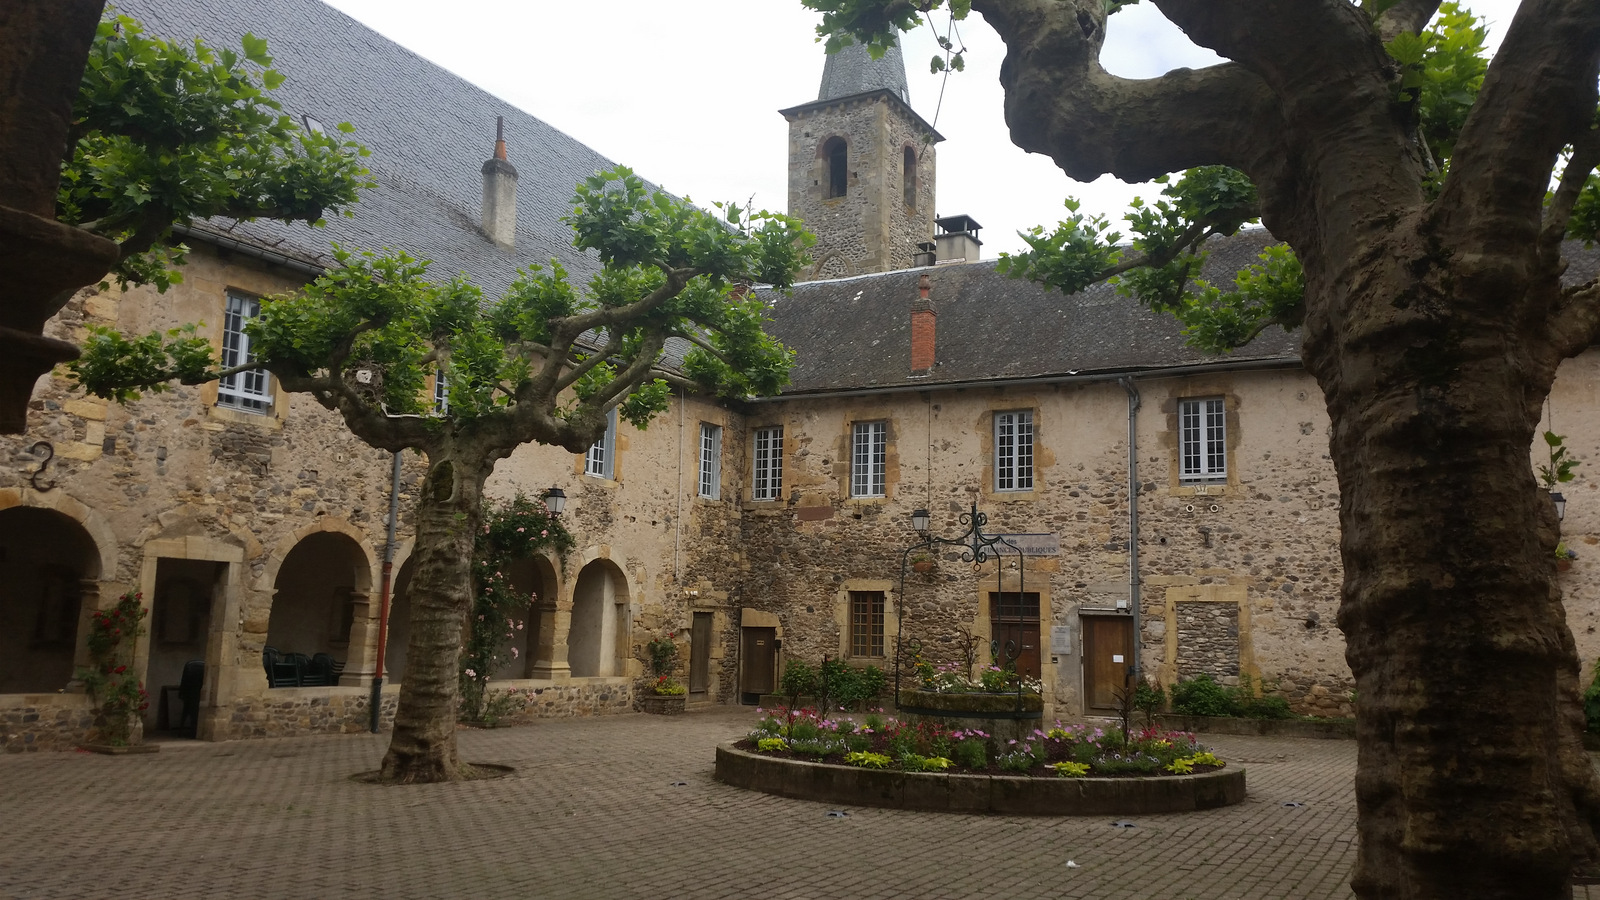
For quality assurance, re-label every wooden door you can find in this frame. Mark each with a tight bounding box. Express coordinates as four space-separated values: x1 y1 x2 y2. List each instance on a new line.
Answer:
740 627 776 695
689 612 712 694
1082 616 1134 713
989 592 1041 679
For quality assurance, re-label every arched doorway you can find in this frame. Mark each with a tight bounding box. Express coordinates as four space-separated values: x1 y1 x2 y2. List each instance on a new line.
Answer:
568 559 628 678
0 507 99 693
491 555 557 680
385 556 416 683
267 531 370 685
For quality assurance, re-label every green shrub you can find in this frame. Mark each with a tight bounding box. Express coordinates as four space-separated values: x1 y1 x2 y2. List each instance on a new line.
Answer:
858 665 887 700
788 720 821 741
952 738 987 770
781 659 816 699
1134 680 1166 718
1586 660 1600 734
1234 693 1294 720
1170 675 1233 717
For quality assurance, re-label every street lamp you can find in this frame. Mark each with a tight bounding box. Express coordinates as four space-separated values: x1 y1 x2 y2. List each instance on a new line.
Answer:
910 508 931 535
1552 491 1567 522
543 486 567 516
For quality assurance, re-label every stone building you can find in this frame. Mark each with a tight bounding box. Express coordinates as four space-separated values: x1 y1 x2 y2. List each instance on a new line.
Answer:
4 0 1598 751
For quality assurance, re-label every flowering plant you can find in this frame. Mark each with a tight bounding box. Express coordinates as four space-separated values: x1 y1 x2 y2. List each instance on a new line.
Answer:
79 591 149 746
460 493 574 724
652 674 687 696
742 710 1223 778
646 633 679 677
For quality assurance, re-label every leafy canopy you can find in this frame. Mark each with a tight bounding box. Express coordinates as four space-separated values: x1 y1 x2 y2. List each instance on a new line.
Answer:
58 14 372 292
805 2 1600 354
73 168 811 453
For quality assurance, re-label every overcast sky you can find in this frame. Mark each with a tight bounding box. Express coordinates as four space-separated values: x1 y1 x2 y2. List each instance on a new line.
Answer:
322 1 1526 257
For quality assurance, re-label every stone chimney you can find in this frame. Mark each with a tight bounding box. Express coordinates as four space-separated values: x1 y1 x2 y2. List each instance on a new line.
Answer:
481 116 518 249
934 214 982 264
910 271 936 375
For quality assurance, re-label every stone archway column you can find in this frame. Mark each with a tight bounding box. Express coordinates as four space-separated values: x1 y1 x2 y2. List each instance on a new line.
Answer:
64 577 108 692
197 568 249 742
598 571 618 677
338 589 377 686
529 597 571 681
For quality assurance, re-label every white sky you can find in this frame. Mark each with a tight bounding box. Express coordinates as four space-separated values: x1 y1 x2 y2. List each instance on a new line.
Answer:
321 0 1526 257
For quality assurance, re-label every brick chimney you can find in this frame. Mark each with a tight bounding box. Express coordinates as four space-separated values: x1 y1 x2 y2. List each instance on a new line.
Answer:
480 116 518 249
910 271 936 375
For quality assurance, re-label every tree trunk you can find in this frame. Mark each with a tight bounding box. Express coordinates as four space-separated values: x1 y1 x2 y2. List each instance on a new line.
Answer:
1306 227 1600 899
379 451 491 783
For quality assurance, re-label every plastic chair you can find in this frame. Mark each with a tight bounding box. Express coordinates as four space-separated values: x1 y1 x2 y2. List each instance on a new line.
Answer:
177 660 204 737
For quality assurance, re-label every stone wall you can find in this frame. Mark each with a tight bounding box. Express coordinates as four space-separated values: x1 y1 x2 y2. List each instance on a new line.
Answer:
212 687 398 740
480 679 633 724
0 694 97 752
1175 601 1241 680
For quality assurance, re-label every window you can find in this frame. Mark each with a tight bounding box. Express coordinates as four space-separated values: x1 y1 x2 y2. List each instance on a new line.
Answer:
849 590 885 657
994 410 1034 491
585 409 617 479
752 425 783 501
217 291 271 413
698 423 722 500
903 146 917 209
824 137 848 198
433 367 449 414
851 421 887 498
1180 397 1227 483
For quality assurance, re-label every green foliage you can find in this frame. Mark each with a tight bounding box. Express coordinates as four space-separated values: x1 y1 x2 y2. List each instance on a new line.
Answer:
1539 431 1581 490
646 633 679 677
78 592 150 746
781 659 817 700
844 750 892 769
1168 675 1235 718
459 494 574 724
757 736 787 752
60 14 372 291
1584 661 1600 734
651 675 687 696
1052 761 1090 778
1134 679 1166 719
952 737 987 769
1383 3 1488 168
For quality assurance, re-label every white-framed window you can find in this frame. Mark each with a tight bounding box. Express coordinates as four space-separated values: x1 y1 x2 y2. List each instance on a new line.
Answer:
433 367 449 415
698 423 722 500
851 421 887 498
995 410 1034 491
585 409 617 479
1180 397 1227 483
752 425 783 501
217 291 271 413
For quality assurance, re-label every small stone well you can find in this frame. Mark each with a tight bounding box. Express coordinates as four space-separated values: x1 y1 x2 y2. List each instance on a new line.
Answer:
898 688 1043 749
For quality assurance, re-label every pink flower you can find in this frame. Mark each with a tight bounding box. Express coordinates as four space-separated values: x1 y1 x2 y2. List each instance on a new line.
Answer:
540 530 548 537
465 668 477 678
517 527 525 533
511 647 519 658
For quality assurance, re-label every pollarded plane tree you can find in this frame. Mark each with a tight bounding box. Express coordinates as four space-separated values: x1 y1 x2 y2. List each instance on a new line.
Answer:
807 1 1600 898
73 168 810 783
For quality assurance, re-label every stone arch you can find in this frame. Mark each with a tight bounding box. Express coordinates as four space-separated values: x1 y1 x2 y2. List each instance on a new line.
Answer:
566 552 632 678
493 550 562 680
0 487 118 581
902 143 918 209
0 503 104 693
265 526 374 675
255 517 377 594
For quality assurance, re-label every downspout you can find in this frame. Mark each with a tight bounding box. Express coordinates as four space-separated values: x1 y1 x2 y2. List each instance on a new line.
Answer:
369 451 403 733
1118 377 1142 685
675 388 684 583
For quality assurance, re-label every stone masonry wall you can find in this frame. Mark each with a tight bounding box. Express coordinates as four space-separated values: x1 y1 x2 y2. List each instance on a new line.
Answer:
1175 601 1241 680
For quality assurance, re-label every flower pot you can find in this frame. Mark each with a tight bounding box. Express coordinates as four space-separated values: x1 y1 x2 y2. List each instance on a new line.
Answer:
639 694 685 715
1558 558 1574 574
911 560 936 574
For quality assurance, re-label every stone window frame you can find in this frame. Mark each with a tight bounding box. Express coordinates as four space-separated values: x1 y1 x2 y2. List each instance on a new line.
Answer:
850 420 888 498
1162 386 1240 497
432 367 448 415
994 409 1035 492
584 409 617 481
750 424 783 502
832 578 897 662
216 290 273 415
698 422 723 500
1178 396 1227 484
203 289 287 429
820 136 849 199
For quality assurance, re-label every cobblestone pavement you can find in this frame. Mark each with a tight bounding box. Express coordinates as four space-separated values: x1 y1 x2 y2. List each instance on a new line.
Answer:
1 708 1366 900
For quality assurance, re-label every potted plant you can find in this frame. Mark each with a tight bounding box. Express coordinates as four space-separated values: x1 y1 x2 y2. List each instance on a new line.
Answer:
1539 430 1580 521
79 591 157 753
640 632 686 715
910 552 937 574
1558 542 1578 573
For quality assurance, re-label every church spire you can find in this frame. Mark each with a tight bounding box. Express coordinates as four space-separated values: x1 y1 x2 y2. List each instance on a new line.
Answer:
817 37 910 105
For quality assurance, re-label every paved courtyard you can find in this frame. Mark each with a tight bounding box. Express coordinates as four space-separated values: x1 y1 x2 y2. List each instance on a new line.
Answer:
0 706 1531 900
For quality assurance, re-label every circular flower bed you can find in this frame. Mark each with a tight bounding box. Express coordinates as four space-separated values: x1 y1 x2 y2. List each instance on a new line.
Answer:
715 708 1245 815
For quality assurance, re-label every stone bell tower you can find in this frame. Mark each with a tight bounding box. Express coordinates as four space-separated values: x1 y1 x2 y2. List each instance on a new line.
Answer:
780 37 942 281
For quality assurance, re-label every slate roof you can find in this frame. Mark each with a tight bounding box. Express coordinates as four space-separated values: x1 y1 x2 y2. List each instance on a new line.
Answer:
759 229 1303 395
818 37 910 105
114 0 629 294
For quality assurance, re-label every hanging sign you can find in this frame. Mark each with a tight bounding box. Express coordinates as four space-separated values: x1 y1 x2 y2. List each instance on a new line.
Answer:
992 533 1060 556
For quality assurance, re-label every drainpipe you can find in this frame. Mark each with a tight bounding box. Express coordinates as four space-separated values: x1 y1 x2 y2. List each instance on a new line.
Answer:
370 451 402 733
1118 377 1142 685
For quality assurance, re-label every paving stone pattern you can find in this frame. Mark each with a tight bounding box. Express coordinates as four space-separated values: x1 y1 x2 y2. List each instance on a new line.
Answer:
0 706 1563 900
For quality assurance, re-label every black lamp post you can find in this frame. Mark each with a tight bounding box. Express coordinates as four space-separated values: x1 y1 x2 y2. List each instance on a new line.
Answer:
895 503 1027 710
543 486 567 516
1552 491 1567 522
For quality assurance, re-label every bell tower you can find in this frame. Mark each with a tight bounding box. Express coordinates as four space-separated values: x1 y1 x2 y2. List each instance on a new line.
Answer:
780 38 942 281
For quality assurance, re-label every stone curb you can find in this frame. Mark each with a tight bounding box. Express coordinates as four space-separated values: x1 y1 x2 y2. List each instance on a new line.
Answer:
1156 714 1356 740
713 742 1246 815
